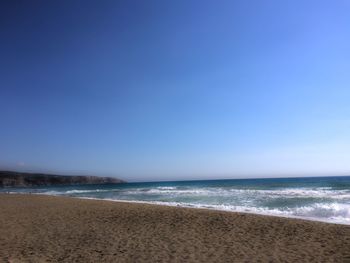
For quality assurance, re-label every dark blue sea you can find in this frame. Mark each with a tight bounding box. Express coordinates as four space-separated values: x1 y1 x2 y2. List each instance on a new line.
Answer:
4 176 350 224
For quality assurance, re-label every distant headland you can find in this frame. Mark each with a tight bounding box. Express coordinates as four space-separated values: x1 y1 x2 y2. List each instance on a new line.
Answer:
0 171 125 187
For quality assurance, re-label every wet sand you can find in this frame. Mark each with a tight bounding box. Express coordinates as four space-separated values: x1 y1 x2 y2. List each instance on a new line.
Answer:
0 194 350 262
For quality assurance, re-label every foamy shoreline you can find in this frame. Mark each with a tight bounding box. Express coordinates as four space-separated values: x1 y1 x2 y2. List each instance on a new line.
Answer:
11 191 350 226
74 196 350 226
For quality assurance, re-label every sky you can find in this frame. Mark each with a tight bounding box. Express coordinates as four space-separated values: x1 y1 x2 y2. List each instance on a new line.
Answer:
1 0 350 182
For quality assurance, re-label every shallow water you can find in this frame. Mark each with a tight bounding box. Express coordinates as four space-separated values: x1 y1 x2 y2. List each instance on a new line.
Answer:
3 176 350 224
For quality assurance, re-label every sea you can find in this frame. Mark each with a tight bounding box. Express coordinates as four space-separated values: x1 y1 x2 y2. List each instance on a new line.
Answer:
3 176 350 225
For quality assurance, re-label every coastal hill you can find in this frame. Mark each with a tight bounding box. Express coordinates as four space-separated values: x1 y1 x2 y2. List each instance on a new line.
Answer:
0 171 125 187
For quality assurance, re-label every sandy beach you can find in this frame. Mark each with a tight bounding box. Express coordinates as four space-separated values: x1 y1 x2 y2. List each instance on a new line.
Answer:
0 194 350 262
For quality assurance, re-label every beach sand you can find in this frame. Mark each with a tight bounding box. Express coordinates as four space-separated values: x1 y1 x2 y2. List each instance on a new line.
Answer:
0 194 350 262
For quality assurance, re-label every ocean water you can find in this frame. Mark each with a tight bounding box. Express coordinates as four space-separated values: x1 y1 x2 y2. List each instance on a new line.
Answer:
3 176 350 225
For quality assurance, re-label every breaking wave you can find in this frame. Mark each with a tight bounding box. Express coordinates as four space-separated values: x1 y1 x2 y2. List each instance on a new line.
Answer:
3 176 350 224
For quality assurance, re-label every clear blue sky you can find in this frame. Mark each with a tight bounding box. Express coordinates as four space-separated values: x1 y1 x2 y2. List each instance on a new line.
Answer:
1 0 350 182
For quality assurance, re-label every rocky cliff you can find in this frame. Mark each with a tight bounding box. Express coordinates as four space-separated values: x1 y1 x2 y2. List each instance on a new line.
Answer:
0 171 125 187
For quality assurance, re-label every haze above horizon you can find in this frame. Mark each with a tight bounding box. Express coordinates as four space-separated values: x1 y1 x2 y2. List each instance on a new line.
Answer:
1 0 350 182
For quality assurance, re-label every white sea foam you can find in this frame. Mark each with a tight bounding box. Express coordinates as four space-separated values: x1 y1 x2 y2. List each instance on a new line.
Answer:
6 183 350 225
155 186 177 190
74 197 350 225
65 189 110 194
119 187 350 201
39 190 63 195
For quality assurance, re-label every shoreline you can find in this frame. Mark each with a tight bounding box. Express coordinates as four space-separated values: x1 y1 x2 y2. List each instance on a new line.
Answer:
75 196 350 226
1 194 350 262
5 192 350 226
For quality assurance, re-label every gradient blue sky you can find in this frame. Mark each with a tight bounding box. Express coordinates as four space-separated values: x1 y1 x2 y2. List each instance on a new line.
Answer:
1 0 350 182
